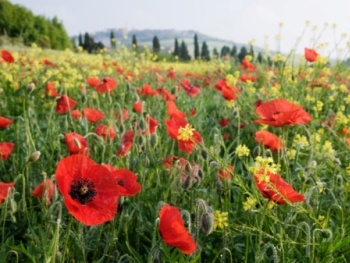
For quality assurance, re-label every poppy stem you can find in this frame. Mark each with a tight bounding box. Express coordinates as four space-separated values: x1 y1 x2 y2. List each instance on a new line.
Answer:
147 218 160 263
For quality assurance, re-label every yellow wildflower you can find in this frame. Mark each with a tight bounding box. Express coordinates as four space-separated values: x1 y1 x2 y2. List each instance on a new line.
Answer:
214 210 229 229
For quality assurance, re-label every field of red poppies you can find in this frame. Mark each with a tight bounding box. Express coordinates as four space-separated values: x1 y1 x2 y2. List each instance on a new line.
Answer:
0 45 350 262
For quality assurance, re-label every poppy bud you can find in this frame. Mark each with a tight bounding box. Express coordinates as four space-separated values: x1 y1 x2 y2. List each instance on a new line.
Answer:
138 119 146 131
182 175 193 190
149 134 158 149
28 151 41 163
201 212 215 235
201 150 208 160
27 82 35 93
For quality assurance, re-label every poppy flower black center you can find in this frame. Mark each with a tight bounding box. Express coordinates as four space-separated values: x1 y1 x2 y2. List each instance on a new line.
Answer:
117 179 124 187
69 178 97 205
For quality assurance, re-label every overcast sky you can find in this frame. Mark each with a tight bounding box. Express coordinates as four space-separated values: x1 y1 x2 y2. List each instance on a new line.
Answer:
9 0 350 58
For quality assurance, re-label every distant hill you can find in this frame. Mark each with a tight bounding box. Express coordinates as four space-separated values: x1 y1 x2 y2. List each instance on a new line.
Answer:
74 28 264 55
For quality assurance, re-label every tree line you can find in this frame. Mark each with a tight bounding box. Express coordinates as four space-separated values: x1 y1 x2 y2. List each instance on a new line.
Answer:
0 0 71 49
124 32 267 63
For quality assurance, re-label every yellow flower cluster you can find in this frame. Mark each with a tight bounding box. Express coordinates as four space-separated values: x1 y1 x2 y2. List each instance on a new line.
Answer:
235 144 250 158
293 134 309 149
249 156 281 175
243 196 257 211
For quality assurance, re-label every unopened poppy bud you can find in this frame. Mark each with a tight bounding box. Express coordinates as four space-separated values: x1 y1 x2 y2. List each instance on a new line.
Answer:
201 150 208 160
201 212 215 235
28 151 41 163
27 82 35 93
149 134 158 149
138 119 146 130
182 175 193 190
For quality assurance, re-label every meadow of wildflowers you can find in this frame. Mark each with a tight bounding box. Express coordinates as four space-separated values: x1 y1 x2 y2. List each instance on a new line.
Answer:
0 37 350 263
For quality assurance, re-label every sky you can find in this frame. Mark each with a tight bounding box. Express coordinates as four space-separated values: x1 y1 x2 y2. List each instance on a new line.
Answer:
9 0 350 58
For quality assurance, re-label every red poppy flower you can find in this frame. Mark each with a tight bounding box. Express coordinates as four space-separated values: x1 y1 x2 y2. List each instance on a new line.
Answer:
0 182 14 204
55 155 120 226
101 164 141 196
96 77 117 93
71 110 82 120
254 170 304 205
166 101 186 119
133 101 143 113
64 132 89 155
45 82 58 97
304 48 318 62
189 108 196 116
137 83 158 96
42 59 54 66
156 88 176 101
139 116 159 136
165 117 202 154
221 86 237 101
112 168 141 196
83 108 105 123
1 50 14 63
219 118 229 127
167 68 177 79
159 204 197 255
218 165 234 180
116 130 134 157
181 78 201 97
241 59 256 71
163 156 188 169
0 116 13 128
95 124 117 140
255 130 283 150
254 98 312 127
0 142 14 160
56 95 76 114
32 178 55 204
345 138 350 146
86 77 100 88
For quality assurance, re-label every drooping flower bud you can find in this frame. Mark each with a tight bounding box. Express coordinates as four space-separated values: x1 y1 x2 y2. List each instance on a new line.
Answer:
28 151 41 163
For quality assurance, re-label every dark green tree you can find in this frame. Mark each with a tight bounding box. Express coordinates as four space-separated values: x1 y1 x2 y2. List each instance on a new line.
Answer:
110 31 116 50
220 45 230 58
238 46 248 62
200 41 210 61
257 52 264 64
179 40 191 61
152 36 160 53
0 1 71 49
173 38 179 57
230 45 237 59
132 34 137 51
213 48 219 59
78 33 83 47
194 34 199 59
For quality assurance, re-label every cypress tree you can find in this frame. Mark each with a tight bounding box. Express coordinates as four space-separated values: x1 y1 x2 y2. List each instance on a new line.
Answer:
78 33 83 47
132 34 137 51
110 31 116 50
152 36 160 53
179 40 191 61
238 46 248 62
230 45 237 59
194 34 199 59
220 46 230 58
173 38 179 57
213 48 219 59
200 41 210 61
